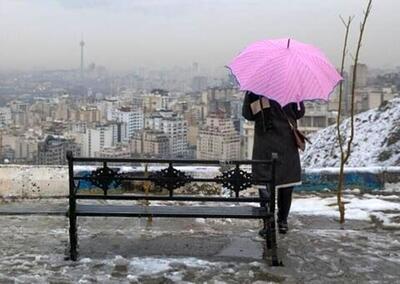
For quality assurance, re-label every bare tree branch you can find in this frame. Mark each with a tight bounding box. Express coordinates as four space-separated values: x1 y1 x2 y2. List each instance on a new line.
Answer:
346 0 372 162
339 15 347 26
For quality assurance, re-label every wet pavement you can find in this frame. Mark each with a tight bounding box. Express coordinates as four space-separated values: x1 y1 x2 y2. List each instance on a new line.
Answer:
0 195 400 283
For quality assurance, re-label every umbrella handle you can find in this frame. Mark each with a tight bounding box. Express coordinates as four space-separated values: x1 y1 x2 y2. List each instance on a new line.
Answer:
287 38 291 48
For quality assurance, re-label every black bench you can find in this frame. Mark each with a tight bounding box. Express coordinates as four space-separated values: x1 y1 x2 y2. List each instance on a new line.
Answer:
66 151 282 266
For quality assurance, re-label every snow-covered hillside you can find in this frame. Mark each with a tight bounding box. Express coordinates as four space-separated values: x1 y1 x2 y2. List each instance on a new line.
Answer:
302 98 400 168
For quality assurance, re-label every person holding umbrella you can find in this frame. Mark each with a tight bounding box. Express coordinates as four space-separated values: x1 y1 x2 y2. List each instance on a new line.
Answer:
242 92 304 234
228 38 342 235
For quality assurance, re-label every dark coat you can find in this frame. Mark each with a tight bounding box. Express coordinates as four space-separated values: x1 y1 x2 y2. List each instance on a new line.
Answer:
242 92 305 188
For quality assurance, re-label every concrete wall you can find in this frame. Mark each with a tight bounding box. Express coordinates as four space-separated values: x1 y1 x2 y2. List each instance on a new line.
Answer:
300 167 400 191
0 165 68 198
0 165 399 198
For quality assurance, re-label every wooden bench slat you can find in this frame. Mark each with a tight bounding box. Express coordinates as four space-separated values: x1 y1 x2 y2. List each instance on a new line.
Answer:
76 204 270 219
0 205 67 216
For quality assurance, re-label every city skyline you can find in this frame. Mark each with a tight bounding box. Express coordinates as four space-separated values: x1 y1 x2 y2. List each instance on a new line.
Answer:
0 0 399 71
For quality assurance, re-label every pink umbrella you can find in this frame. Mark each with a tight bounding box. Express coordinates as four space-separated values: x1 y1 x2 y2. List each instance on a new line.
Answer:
227 38 342 107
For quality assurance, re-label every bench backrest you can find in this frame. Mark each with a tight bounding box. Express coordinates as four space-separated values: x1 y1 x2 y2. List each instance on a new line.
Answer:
66 151 277 204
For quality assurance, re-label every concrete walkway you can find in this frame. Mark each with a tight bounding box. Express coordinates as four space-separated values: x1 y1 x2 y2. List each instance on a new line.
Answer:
0 196 399 283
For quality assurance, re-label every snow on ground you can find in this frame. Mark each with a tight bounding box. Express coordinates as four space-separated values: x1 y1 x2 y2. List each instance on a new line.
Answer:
291 193 400 228
302 97 400 168
74 165 221 174
1 191 400 283
304 166 400 174
383 182 400 193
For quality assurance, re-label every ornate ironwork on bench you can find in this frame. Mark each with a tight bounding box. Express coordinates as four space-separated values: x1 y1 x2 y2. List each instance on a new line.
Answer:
66 151 281 266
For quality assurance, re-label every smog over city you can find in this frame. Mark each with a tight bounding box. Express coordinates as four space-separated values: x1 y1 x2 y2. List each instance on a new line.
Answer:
0 0 399 71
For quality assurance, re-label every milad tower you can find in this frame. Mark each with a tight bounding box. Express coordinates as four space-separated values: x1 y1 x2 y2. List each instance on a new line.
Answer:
80 37 85 81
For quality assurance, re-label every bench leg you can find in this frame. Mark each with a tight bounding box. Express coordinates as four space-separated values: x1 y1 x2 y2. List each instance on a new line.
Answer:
260 184 282 266
69 212 78 261
259 186 272 249
265 218 272 249
268 217 282 266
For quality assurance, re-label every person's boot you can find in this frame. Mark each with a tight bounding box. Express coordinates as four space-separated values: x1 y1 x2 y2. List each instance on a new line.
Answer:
277 187 293 234
277 220 289 234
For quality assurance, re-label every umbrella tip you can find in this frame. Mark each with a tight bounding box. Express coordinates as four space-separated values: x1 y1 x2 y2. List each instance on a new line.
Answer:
287 38 291 48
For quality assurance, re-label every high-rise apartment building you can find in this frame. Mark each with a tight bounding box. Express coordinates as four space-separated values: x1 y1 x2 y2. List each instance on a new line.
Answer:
197 114 241 160
77 106 101 123
94 145 131 158
242 121 254 160
298 102 337 135
37 135 81 165
350 63 368 88
131 130 170 158
81 123 122 157
143 91 169 112
111 107 143 141
191 76 208 92
99 97 118 121
146 111 188 158
0 107 12 128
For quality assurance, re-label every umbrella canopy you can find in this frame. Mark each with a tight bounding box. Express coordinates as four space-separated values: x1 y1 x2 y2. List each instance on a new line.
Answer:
227 38 342 107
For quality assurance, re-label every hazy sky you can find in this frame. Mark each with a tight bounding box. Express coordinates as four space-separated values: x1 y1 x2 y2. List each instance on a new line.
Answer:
0 0 398 71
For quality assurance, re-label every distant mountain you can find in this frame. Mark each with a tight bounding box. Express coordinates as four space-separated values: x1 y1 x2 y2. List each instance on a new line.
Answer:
301 97 400 168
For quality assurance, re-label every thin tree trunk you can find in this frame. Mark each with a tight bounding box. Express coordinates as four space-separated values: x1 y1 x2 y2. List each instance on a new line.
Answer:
337 0 373 224
143 163 153 224
336 16 353 225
